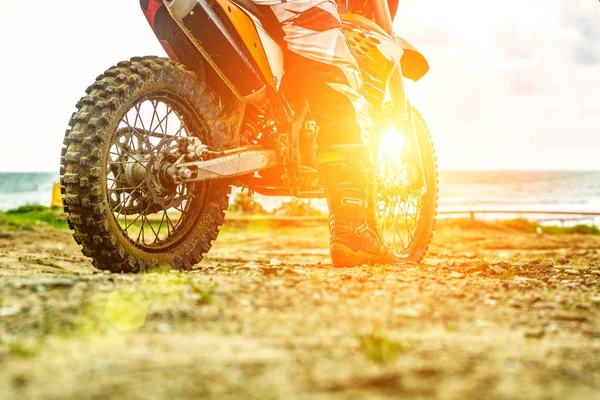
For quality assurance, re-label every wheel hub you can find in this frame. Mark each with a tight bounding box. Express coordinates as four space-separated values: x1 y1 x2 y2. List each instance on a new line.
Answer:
147 137 186 209
123 154 149 187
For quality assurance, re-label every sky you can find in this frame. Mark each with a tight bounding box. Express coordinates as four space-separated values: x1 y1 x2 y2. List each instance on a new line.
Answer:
0 0 598 172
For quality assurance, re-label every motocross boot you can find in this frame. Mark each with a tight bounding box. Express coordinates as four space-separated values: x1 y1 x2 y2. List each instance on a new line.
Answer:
318 144 398 267
366 166 386 244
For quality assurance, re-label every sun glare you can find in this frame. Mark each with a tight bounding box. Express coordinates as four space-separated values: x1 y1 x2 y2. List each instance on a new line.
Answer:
378 127 405 161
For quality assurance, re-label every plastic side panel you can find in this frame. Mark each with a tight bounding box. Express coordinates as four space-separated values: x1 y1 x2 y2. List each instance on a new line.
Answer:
140 0 205 76
243 11 285 90
180 1 267 98
215 0 278 89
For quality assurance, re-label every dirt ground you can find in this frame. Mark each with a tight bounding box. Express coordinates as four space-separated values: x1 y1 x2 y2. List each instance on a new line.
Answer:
0 219 599 399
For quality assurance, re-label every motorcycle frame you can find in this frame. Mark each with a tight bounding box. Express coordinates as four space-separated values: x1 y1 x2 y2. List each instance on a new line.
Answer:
140 0 430 198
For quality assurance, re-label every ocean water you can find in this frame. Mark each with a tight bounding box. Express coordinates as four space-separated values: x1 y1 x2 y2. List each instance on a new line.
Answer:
437 171 600 225
2 171 600 224
0 172 59 211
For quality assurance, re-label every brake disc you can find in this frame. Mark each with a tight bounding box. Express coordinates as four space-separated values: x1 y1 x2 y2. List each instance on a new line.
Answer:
146 137 186 210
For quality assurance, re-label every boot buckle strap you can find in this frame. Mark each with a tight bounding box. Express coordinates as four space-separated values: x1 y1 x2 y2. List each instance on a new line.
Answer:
341 197 364 208
355 223 369 237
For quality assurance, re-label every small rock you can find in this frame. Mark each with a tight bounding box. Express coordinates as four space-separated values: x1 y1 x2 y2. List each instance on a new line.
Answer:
564 269 580 275
587 296 600 303
0 307 19 317
535 302 558 310
243 262 261 270
260 267 279 276
563 282 585 289
449 272 465 279
525 329 545 339
515 276 532 282
285 267 306 276
489 265 506 274
240 299 251 306
25 278 75 289
507 299 522 308
484 298 497 306
552 312 588 322
269 258 282 266
183 292 201 301
102 270 112 275
475 319 497 328
394 307 421 318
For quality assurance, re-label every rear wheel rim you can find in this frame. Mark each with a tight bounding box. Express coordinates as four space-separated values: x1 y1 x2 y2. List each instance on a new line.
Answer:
106 94 209 251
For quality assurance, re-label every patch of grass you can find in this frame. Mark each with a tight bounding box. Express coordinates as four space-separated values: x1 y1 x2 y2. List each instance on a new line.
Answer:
443 322 459 333
445 217 600 236
274 198 325 217
498 218 541 233
7 340 43 358
0 205 67 230
359 328 406 366
498 267 516 280
5 205 49 214
140 264 172 275
505 219 600 236
189 282 218 305
544 224 600 235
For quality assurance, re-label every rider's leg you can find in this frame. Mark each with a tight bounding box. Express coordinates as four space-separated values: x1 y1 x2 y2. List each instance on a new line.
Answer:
266 0 370 147
257 0 395 266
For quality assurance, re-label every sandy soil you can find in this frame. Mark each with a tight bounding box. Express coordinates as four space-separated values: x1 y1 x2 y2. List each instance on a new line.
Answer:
0 220 599 399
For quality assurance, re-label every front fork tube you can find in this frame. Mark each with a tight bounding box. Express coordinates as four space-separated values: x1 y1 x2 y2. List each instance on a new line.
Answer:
371 0 427 194
388 69 427 194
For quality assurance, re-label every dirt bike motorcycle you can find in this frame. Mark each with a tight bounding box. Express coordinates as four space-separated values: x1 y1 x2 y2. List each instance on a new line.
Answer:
60 0 438 272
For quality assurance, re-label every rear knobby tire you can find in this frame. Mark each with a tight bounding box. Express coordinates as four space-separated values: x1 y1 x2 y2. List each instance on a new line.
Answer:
60 56 232 273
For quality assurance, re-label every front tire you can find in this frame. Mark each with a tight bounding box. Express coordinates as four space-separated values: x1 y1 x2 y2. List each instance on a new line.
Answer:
60 56 232 273
372 103 439 262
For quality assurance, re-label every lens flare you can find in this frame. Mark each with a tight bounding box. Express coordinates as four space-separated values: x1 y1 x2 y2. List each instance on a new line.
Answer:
378 127 405 161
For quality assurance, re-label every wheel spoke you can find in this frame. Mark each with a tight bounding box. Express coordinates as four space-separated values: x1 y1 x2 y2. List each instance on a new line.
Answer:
376 154 424 254
106 97 206 251
155 211 167 244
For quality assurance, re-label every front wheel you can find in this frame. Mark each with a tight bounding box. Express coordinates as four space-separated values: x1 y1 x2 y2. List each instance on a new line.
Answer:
60 56 232 273
371 103 438 262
